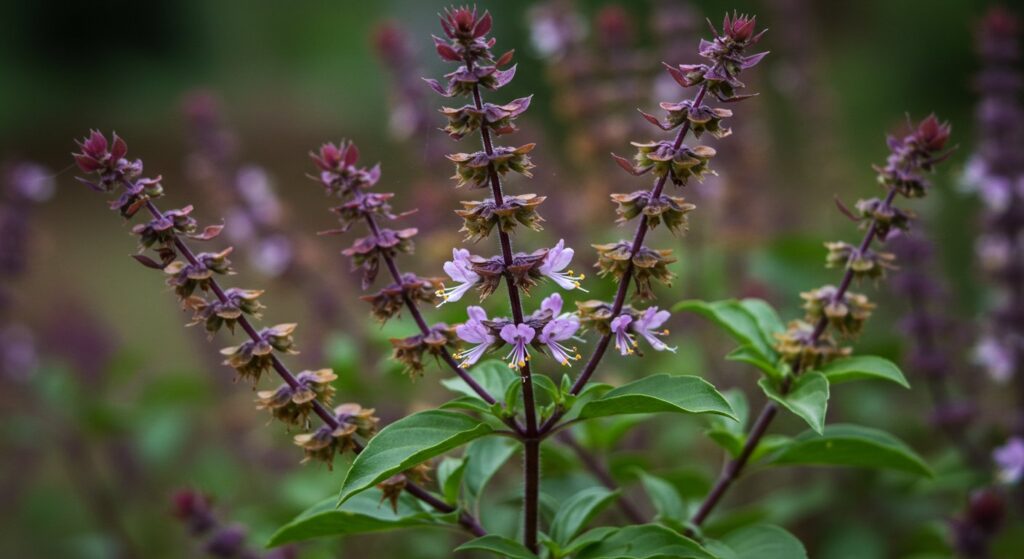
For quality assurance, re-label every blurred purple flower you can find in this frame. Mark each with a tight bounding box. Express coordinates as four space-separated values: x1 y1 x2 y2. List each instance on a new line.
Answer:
994 437 1024 483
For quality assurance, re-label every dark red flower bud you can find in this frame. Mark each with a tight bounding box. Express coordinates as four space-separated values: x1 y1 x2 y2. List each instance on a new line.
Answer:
372 21 410 65
205 524 247 558
595 5 633 47
723 12 757 43
171 489 216 535
915 114 952 152
966 489 1005 535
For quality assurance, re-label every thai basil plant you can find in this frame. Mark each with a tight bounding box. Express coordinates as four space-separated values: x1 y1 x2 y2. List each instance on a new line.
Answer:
72 7 953 558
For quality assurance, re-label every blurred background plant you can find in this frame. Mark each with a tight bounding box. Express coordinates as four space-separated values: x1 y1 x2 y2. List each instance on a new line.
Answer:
2 0 1023 557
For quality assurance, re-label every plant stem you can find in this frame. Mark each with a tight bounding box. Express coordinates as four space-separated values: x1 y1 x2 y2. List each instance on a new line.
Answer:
689 188 899 527
557 431 646 523
361 210 526 434
903 273 986 469
140 198 486 537
467 63 540 551
361 212 503 408
538 83 709 435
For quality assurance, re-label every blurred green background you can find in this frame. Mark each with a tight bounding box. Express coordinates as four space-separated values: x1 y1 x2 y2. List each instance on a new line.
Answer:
0 0 1016 557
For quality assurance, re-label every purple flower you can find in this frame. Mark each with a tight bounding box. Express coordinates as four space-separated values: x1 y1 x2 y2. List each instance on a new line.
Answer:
437 248 480 306
633 307 676 353
539 239 586 291
540 292 564 316
994 437 1024 484
454 306 494 367
500 323 535 369
539 314 580 366
611 315 636 355
974 336 1015 383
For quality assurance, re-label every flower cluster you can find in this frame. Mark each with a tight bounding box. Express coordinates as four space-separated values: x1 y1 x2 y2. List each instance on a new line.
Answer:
74 131 377 469
311 140 476 380
610 191 696 235
373 22 434 144
183 92 298 278
454 294 582 369
377 463 433 513
664 12 767 102
256 368 338 428
171 489 297 559
890 233 983 440
294 403 379 468
455 193 545 241
0 161 53 381
963 7 1024 392
774 115 952 370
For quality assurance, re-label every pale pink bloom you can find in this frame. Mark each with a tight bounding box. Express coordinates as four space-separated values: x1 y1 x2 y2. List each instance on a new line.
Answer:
437 248 480 306
500 323 535 369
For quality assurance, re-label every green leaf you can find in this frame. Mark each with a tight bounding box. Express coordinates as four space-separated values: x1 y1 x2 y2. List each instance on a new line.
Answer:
269 492 454 546
550 487 620 545
674 300 775 359
440 396 493 415
338 410 494 504
441 359 518 401
725 346 783 381
769 424 932 477
578 375 735 421
818 356 910 388
532 374 560 402
456 535 538 558
557 527 618 557
711 524 807 559
437 457 467 505
758 372 829 434
554 487 616 525
636 471 687 530
575 524 717 559
739 299 785 343
463 436 518 501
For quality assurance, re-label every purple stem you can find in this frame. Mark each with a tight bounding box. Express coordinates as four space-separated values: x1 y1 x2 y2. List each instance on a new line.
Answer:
361 212 502 409
466 59 540 551
140 198 485 536
538 82 709 435
689 188 900 527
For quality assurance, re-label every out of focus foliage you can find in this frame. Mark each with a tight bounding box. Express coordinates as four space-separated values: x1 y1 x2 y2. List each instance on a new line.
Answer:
1 1 1022 558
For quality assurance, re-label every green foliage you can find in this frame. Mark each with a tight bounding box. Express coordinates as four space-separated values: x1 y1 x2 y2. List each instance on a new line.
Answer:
463 436 519 505
769 424 932 477
437 456 468 505
269 491 456 546
674 299 779 361
456 535 538 558
549 487 620 545
707 524 808 559
576 374 736 421
817 355 909 388
441 359 519 402
758 372 830 434
337 410 494 504
574 524 716 558
636 471 688 531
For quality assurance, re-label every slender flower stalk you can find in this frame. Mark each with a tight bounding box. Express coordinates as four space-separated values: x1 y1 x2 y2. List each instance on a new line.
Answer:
689 115 953 527
963 6 1024 435
891 232 985 468
0 161 53 381
72 131 487 538
540 12 768 434
172 489 298 559
427 7 561 550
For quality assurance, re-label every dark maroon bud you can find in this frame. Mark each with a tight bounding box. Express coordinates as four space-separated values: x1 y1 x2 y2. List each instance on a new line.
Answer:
205 524 247 557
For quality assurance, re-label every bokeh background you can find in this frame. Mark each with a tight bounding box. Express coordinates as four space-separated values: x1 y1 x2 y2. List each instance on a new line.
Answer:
1 0 1021 557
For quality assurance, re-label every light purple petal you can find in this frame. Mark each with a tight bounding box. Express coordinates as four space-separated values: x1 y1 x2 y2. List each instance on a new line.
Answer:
540 293 564 316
